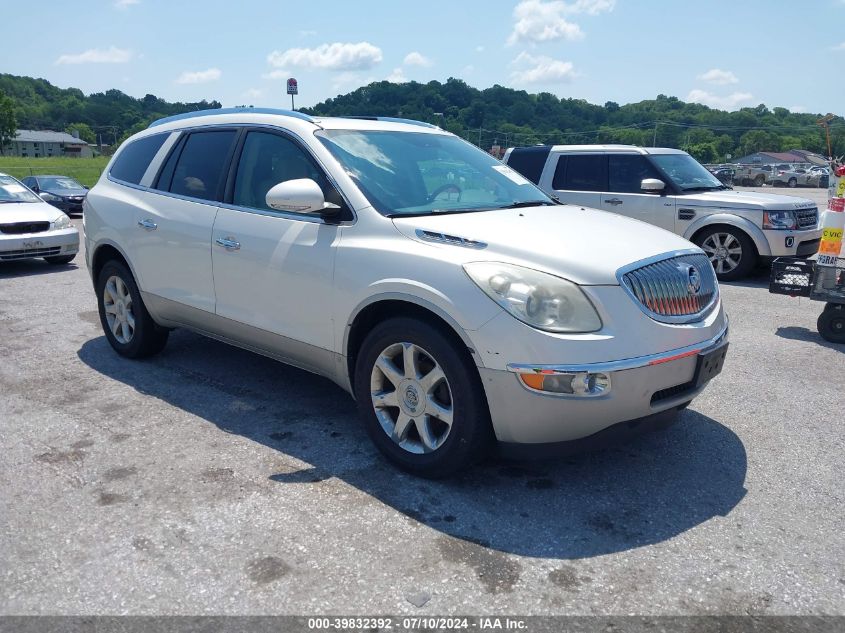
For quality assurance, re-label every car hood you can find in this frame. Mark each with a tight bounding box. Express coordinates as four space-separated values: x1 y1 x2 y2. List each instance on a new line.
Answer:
0 201 66 223
678 189 817 210
44 188 88 198
392 204 698 285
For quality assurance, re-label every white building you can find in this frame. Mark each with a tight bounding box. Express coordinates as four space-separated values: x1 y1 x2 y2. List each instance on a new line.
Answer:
3 129 94 158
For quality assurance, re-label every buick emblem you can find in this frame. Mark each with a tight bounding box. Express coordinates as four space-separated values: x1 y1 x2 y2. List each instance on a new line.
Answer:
687 265 702 295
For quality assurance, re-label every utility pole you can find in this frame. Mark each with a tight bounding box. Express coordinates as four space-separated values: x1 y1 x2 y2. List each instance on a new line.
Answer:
817 114 834 159
653 122 659 146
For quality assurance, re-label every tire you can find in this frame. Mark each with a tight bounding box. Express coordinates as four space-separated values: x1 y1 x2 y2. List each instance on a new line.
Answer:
754 175 765 187
817 304 845 344
353 317 492 478
788 178 797 188
695 226 757 281
96 259 168 358
44 254 75 265
741 178 751 186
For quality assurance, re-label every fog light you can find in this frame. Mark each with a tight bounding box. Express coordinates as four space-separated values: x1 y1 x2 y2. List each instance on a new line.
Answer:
518 371 610 396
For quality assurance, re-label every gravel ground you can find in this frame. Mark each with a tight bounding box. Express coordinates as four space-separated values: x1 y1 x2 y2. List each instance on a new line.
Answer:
1 188 843 616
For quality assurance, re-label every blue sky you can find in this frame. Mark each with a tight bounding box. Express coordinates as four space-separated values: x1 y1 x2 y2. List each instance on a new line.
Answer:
3 0 845 115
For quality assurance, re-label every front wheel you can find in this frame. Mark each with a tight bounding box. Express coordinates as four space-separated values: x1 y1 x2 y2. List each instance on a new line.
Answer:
817 304 845 344
353 317 492 478
788 178 797 188
695 227 757 281
96 260 169 358
754 175 765 186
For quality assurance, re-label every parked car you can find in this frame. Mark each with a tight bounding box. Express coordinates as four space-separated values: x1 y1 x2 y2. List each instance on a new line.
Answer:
21 175 88 215
0 172 79 264
503 145 822 280
84 109 729 477
771 167 822 188
709 167 736 185
732 164 770 186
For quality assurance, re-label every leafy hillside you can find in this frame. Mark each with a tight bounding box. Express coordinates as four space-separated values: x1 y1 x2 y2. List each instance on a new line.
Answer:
1 73 843 162
0 73 222 145
303 78 845 162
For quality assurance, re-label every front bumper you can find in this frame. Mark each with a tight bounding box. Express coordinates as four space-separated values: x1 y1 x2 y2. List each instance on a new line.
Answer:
765 228 822 258
46 198 86 215
479 322 728 445
0 228 79 261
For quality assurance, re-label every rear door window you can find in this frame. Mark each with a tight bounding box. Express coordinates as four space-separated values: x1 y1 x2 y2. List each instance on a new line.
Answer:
167 130 237 201
506 146 551 184
109 133 169 185
553 154 607 191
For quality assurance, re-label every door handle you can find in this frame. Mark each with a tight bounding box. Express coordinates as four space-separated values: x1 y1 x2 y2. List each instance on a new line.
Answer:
137 219 157 230
215 237 241 251
604 198 623 206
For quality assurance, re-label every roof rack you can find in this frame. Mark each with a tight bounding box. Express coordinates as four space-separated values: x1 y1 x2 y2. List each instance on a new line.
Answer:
148 107 314 128
337 116 439 129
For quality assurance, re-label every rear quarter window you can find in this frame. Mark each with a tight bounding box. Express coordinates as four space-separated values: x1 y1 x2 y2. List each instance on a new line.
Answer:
109 133 169 185
505 146 551 184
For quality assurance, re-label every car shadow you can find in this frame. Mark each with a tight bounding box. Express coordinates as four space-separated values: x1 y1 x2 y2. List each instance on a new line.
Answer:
775 326 843 351
78 331 748 560
0 259 80 278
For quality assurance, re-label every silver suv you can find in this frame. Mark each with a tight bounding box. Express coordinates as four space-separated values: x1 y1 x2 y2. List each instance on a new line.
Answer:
504 145 822 280
84 110 728 476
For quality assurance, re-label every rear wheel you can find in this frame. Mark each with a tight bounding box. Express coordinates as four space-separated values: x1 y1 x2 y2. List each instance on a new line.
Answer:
817 304 845 344
353 317 492 478
695 226 757 281
44 254 75 265
96 260 169 358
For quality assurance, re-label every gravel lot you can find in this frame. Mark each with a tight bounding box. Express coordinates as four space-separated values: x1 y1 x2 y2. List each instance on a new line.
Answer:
1 186 842 616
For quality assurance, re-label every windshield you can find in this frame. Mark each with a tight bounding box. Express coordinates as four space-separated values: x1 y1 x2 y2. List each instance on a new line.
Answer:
316 130 554 216
650 154 726 191
0 175 42 204
38 176 83 191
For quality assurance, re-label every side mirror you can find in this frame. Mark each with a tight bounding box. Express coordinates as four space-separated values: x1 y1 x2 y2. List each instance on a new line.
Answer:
641 178 666 192
265 178 340 215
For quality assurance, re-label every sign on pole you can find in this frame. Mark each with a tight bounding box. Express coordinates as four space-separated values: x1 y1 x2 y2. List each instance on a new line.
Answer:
287 77 298 110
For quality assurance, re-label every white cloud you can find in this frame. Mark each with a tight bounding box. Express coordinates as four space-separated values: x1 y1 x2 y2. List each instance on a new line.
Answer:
56 46 132 64
462 64 475 75
114 0 140 8
698 68 739 85
174 68 222 84
832 41 845 51
475 45 485 53
510 52 577 84
242 88 263 100
404 52 432 67
507 0 615 45
331 72 375 92
262 69 291 80
386 67 408 83
789 105 807 113
686 89 754 111
267 42 383 71
299 30 317 37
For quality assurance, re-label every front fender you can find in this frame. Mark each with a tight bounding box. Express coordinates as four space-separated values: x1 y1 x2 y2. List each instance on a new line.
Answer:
682 213 771 257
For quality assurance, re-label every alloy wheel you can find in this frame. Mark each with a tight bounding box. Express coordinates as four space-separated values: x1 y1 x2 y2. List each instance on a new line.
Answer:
701 232 742 275
370 342 454 454
103 275 136 344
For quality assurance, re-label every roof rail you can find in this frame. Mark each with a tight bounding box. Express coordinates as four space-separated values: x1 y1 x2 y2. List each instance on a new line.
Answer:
337 116 438 129
148 107 314 128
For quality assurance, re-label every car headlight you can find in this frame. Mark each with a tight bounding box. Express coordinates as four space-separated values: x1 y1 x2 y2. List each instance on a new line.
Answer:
464 262 602 333
51 214 71 230
40 192 62 203
762 210 797 230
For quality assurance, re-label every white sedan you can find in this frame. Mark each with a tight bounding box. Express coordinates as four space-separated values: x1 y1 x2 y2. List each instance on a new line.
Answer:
0 172 79 265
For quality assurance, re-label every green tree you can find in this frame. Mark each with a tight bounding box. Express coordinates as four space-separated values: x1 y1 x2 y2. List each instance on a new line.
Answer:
64 122 96 144
0 90 17 156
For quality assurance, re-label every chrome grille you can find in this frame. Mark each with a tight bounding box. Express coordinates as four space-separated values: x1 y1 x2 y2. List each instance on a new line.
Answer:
621 253 718 324
795 207 818 229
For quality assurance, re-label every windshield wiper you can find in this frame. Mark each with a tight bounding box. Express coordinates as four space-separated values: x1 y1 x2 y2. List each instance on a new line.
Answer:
496 200 557 209
681 185 728 192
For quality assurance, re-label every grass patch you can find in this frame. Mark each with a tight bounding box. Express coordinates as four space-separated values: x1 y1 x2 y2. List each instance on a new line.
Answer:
0 156 109 188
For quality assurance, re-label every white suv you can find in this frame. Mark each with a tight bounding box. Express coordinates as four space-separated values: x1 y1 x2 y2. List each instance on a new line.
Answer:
84 109 728 476
503 145 822 280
